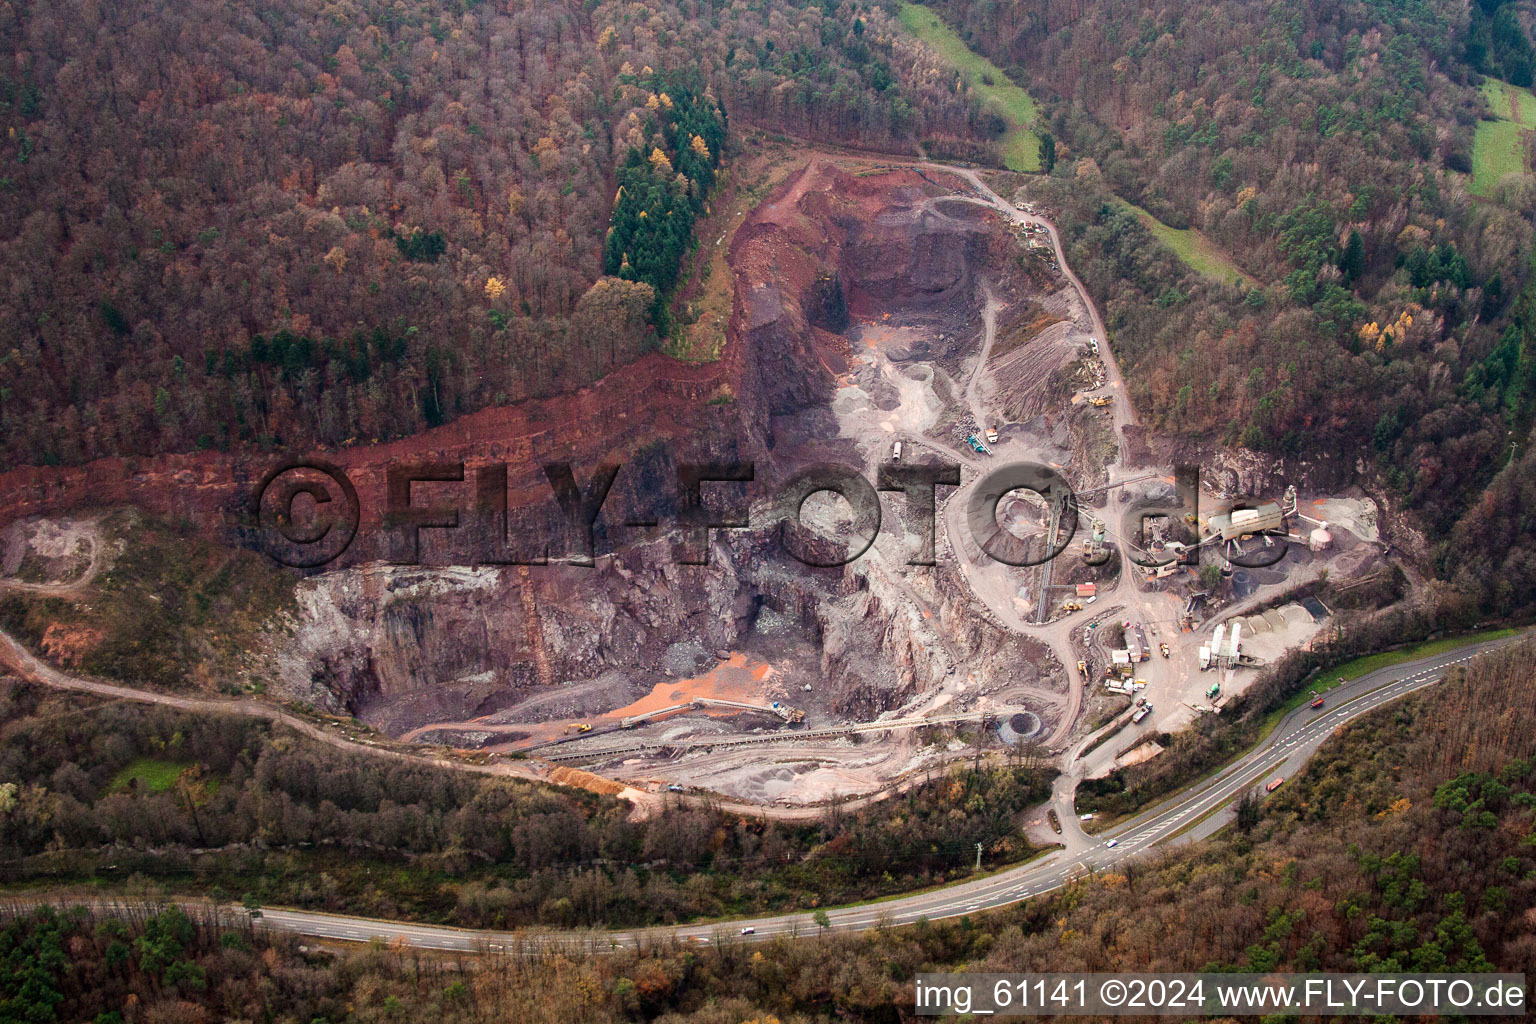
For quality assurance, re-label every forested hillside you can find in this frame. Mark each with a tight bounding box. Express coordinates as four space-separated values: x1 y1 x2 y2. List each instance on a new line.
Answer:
916 0 1536 609
0 678 1053 930
0 0 994 469
5 643 1535 1023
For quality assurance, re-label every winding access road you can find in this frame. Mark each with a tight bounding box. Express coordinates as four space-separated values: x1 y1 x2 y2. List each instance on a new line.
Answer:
215 633 1523 953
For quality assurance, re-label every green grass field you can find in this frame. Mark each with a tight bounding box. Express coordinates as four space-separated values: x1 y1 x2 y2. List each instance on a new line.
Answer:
110 758 189 793
897 3 1041 172
1473 79 1536 196
1115 199 1257 287
1259 627 1519 734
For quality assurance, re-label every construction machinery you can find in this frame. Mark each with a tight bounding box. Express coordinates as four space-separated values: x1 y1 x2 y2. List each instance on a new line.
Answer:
1131 702 1153 724
1088 395 1112 408
1206 682 1221 701
964 434 992 455
1062 600 1083 612
984 427 999 444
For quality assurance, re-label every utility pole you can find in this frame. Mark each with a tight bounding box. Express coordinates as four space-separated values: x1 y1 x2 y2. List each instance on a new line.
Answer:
975 842 983 871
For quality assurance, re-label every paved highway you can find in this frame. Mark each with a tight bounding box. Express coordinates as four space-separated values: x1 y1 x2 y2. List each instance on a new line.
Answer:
229 633 1519 953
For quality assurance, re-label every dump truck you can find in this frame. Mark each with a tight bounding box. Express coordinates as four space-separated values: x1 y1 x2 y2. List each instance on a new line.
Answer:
892 441 902 462
1198 646 1212 670
984 427 999 444
1131 703 1153 724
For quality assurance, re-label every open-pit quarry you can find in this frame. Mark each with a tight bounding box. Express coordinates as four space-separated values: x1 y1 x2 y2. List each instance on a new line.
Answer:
260 160 1099 808
0 157 1400 816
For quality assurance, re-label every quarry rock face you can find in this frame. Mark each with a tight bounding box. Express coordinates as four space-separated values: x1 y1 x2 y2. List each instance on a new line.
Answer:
276 512 1054 741
6 161 1062 755
259 161 1058 737
276 527 929 732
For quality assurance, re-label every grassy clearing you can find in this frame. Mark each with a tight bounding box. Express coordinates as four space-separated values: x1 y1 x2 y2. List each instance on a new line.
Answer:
1114 199 1257 287
1257 627 1519 737
897 3 1041 172
1472 79 1536 196
110 758 189 793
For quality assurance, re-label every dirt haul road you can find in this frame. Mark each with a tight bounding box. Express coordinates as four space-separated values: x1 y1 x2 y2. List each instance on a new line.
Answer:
903 164 1142 754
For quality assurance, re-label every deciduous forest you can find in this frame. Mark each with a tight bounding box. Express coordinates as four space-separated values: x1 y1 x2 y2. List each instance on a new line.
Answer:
0 677 1053 930
0 0 992 467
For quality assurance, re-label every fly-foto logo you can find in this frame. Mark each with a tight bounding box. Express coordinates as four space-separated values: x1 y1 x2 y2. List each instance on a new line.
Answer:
247 456 1291 571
